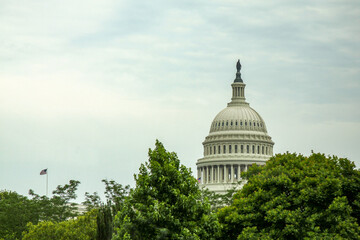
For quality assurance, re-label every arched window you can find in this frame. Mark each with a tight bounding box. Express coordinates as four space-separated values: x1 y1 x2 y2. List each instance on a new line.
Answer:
210 146 212 155
231 121 233 126
262 146 264 154
214 146 216 154
241 145 244 153
222 121 224 126
247 145 249 153
226 121 228 126
240 121 243 126
250 122 252 126
245 121 247 126
223 145 226 154
257 145 260 154
229 145 232 153
252 145 255 153
235 121 238 126
218 146 221 154
257 122 259 127
235 145 238 153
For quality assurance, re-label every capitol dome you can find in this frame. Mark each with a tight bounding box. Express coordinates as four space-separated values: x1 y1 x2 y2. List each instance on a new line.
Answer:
210 106 268 133
196 60 274 194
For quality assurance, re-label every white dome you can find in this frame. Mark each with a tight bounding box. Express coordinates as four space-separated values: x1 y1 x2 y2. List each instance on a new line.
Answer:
196 60 274 194
210 105 268 133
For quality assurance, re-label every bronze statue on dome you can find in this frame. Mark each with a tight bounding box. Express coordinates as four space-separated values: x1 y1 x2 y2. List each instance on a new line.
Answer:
236 59 241 72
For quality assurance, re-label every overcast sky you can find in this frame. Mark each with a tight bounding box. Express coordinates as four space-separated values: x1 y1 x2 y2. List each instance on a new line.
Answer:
1 0 359 202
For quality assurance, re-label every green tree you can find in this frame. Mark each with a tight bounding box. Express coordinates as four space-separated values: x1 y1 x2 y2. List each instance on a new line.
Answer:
0 191 38 240
113 140 220 240
0 180 81 240
201 184 240 212
102 179 130 213
83 179 129 213
96 204 113 240
22 209 97 240
83 192 102 210
217 153 360 239
29 179 81 222
83 179 130 240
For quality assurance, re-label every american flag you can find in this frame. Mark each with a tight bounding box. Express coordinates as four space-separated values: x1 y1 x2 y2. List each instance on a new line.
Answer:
197 177 201 183
40 169 47 175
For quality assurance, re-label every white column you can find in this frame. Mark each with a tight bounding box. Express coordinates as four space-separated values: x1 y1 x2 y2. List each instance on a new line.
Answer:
208 166 210 183
205 166 208 183
237 165 241 181
217 165 220 183
212 166 215 183
231 165 234 183
201 167 204 184
223 166 226 183
228 165 231 182
214 165 217 183
219 165 222 183
197 168 200 182
226 165 229 182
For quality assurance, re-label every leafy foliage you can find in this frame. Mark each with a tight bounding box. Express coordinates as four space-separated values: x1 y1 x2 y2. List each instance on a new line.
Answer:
96 204 112 240
22 209 97 240
0 191 38 240
84 179 130 211
29 180 81 222
217 153 360 239
102 179 130 213
83 192 102 210
113 140 220 239
0 180 82 239
83 179 130 240
201 184 241 212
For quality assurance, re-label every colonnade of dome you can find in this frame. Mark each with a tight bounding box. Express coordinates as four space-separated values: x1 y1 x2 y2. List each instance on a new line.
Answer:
196 60 274 193
197 164 252 184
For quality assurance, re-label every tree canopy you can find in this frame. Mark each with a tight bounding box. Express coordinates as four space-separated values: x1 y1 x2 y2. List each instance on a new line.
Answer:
0 191 38 240
3 146 360 240
83 179 130 240
29 180 81 222
113 140 220 240
22 209 97 240
217 153 360 239
0 180 82 240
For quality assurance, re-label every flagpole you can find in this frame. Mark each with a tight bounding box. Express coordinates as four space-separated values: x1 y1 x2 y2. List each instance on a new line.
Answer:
46 169 48 197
